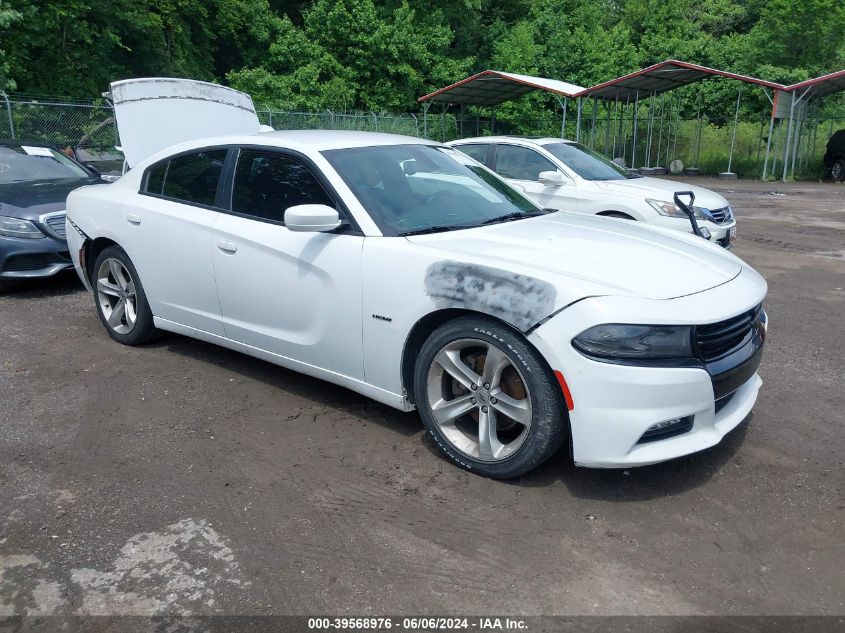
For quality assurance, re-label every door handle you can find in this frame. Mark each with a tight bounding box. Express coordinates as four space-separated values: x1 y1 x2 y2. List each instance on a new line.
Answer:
217 240 238 253
127 214 141 225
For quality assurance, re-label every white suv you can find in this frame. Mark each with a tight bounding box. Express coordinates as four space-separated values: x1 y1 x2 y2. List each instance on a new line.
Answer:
449 137 737 248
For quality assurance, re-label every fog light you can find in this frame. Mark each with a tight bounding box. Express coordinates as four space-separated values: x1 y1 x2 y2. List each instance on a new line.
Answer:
637 415 694 444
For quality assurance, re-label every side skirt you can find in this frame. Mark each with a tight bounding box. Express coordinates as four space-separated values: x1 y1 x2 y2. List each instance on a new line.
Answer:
153 317 415 412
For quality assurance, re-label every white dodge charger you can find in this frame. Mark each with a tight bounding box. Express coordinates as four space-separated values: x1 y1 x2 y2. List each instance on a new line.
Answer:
65 79 767 478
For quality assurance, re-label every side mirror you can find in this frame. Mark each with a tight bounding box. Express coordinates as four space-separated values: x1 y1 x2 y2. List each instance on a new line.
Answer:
285 204 342 233
84 163 101 177
538 170 566 187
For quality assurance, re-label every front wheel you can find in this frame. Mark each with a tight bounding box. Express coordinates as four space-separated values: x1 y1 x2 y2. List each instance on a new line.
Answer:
91 245 158 345
414 316 569 478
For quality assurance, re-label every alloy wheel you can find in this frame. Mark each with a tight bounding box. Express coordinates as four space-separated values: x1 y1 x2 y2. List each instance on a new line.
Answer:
96 258 138 335
426 338 532 462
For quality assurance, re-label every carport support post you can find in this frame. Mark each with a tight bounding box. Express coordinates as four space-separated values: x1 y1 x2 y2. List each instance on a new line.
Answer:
604 98 612 154
645 92 655 167
558 97 568 139
576 97 583 142
693 93 703 169
590 95 598 149
761 89 776 180
725 88 742 175
781 93 796 181
631 91 639 168
440 103 447 143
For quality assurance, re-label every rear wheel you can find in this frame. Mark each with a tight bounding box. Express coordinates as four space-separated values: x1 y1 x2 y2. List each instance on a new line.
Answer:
92 245 158 345
832 159 845 183
414 316 568 478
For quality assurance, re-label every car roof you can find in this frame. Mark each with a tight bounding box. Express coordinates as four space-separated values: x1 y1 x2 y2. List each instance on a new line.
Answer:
257 130 438 151
449 136 575 147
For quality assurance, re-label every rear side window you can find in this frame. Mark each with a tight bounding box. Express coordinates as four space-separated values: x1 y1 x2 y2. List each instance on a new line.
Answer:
145 161 167 194
232 150 334 223
161 150 227 206
456 144 491 164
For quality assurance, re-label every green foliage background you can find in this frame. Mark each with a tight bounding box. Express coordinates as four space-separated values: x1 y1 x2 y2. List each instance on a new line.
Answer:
1 0 843 109
0 0 843 178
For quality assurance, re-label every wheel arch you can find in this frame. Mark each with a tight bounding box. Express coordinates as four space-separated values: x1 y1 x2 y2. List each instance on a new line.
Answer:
85 237 120 283
400 308 555 406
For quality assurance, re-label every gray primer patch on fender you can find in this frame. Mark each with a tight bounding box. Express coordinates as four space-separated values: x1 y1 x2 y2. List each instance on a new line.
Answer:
425 261 556 331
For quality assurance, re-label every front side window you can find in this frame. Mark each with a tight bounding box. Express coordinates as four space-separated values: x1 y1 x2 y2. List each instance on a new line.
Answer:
323 144 541 236
231 150 334 222
543 142 637 181
161 150 227 206
494 145 557 181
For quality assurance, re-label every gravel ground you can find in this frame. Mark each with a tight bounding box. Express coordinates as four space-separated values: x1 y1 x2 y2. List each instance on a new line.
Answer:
0 177 843 620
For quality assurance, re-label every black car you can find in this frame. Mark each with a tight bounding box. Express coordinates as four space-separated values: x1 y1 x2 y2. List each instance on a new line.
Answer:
823 129 845 183
0 141 101 291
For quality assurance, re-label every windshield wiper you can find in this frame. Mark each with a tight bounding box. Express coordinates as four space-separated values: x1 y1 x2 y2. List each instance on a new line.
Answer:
396 225 470 236
475 211 539 226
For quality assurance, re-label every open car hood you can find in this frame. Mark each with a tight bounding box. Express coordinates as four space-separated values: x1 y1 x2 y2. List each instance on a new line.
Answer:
108 78 261 168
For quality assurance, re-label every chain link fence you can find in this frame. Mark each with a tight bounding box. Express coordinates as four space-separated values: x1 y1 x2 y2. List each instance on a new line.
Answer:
2 91 842 179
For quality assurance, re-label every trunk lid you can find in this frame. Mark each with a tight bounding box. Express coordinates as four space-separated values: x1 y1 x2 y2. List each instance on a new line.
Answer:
108 78 260 168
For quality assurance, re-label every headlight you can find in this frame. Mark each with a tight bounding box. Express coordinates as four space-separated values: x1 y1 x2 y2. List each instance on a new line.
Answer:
0 215 45 239
646 199 709 221
572 324 694 362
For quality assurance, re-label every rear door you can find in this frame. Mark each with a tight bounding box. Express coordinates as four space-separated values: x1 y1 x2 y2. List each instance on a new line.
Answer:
130 148 228 336
211 147 365 379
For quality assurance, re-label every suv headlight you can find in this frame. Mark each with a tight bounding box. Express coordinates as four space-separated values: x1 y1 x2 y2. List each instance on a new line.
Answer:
0 215 45 239
646 199 709 221
572 324 694 362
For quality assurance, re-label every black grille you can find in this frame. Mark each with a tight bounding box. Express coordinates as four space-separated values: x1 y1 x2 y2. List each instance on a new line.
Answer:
696 304 761 362
708 206 732 224
4 254 52 271
44 214 67 239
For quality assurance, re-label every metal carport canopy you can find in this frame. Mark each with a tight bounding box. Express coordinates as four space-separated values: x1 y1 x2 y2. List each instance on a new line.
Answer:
785 69 845 99
579 60 784 100
418 70 585 105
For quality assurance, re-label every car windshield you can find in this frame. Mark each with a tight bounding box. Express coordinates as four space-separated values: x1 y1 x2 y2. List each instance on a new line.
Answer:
543 142 640 181
322 144 543 236
0 144 90 184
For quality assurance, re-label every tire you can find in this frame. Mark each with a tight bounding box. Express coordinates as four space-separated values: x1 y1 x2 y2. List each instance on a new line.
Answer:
414 315 568 479
91 245 158 345
832 159 845 183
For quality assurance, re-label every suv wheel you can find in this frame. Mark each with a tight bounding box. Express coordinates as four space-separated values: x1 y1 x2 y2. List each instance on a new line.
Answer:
414 316 569 478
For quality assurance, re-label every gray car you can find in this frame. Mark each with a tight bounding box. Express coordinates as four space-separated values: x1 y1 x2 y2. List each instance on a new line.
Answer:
0 141 100 292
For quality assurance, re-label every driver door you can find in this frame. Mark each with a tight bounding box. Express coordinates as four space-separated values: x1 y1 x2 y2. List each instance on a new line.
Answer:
211 148 365 380
492 144 579 212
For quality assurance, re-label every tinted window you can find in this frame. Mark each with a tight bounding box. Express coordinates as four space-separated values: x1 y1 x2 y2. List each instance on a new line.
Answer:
494 145 556 181
456 144 491 164
232 150 334 222
145 160 166 194
162 150 227 206
323 144 541 236
543 142 637 181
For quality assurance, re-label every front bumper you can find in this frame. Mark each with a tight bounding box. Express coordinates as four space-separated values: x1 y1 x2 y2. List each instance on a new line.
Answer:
644 214 736 248
0 233 73 280
528 268 766 468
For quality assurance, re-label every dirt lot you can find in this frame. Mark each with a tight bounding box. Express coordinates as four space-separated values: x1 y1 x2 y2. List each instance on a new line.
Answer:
1 177 843 620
